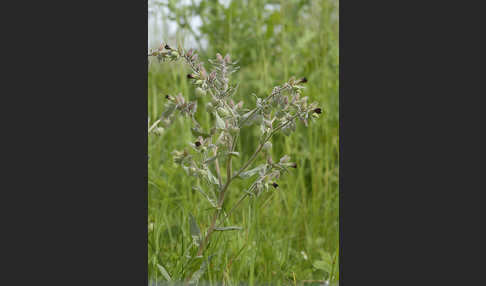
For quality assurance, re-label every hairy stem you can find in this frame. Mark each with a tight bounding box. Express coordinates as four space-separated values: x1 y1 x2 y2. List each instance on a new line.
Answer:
213 147 223 188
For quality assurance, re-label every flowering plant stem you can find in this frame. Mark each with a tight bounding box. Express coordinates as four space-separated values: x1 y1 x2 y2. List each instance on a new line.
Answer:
148 45 321 284
184 114 298 284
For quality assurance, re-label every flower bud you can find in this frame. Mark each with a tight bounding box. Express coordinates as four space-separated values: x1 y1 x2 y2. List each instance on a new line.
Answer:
200 67 207 79
279 155 290 163
217 107 230 117
195 87 206 97
206 102 214 112
298 77 308 84
186 49 193 57
224 54 231 63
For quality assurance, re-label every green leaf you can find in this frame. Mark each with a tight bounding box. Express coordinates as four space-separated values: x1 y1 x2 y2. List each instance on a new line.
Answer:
214 112 225 129
189 256 213 285
189 213 201 244
192 186 218 208
206 168 219 186
157 264 172 281
238 164 266 179
203 156 218 165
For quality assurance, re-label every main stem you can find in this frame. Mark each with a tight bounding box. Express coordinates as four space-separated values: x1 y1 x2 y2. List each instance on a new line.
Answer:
184 135 236 285
184 115 298 284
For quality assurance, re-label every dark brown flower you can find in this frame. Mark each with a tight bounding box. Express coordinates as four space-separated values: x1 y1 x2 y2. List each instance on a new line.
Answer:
164 44 171 50
187 74 196 79
194 141 201 147
272 182 279 188
313 108 322 114
299 77 308 84
290 163 297 168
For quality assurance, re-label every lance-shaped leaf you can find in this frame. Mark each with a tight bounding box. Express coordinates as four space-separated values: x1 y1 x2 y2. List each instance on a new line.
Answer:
214 226 243 231
206 168 219 186
161 102 176 119
189 213 201 246
204 155 218 165
156 264 172 281
214 112 225 129
238 164 266 179
192 186 217 208
189 255 213 285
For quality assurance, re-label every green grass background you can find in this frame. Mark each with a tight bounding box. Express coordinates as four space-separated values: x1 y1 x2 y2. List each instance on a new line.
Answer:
148 0 339 284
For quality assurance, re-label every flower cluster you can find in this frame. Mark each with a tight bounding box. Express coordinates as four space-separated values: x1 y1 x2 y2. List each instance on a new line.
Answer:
149 44 322 198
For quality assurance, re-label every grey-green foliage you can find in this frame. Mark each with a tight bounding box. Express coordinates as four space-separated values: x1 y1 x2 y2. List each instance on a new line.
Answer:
148 45 322 284
148 0 339 284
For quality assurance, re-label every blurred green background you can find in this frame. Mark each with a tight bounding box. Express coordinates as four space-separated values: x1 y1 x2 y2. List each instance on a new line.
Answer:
148 0 339 284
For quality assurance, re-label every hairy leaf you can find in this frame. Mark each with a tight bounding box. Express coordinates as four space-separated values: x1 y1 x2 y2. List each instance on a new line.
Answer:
189 213 201 245
238 164 266 179
214 112 225 129
189 256 213 285
192 186 218 208
206 168 219 186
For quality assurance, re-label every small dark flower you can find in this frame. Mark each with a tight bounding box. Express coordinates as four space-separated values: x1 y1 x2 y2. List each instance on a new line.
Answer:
165 94 171 100
313 108 322 114
187 74 196 79
164 44 171 50
290 163 297 168
299 77 308 84
194 141 201 147
272 182 279 188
